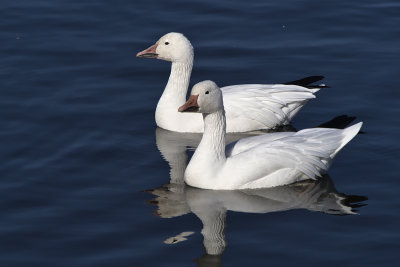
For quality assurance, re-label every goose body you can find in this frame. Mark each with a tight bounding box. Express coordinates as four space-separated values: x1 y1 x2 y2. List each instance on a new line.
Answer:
179 80 362 190
137 32 324 133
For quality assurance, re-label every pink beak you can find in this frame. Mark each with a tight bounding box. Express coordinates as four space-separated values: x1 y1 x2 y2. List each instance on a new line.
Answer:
136 43 158 58
178 95 199 112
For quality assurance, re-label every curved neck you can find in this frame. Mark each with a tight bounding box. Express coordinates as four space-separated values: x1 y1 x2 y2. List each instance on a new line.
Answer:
159 60 193 107
197 110 227 161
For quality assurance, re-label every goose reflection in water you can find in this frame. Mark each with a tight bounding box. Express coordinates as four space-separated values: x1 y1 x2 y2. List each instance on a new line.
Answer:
149 123 367 266
148 178 366 260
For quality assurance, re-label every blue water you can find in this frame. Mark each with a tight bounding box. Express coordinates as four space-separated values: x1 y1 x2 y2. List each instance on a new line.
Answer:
1 0 399 266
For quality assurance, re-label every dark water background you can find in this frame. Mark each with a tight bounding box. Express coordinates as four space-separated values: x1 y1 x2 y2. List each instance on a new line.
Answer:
1 0 399 266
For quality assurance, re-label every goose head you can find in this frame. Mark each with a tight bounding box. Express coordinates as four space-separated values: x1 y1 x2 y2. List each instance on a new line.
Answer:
136 32 194 63
179 80 223 114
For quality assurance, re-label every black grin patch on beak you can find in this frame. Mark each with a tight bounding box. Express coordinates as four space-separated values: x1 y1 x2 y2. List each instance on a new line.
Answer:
182 106 199 112
138 53 158 58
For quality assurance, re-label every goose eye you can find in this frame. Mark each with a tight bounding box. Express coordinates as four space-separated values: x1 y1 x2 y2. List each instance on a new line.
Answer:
205 91 209 94
165 42 169 45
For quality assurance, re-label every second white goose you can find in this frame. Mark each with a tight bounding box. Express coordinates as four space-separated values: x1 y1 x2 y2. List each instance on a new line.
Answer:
137 32 326 133
178 80 362 190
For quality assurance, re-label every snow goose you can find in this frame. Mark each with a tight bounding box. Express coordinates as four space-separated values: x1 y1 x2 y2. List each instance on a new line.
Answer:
137 32 326 133
178 80 362 190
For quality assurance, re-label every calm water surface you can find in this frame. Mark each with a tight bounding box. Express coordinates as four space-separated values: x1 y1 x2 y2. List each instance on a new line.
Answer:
1 0 399 266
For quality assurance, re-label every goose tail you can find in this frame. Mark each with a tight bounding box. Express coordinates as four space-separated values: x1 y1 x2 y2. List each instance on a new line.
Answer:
332 122 363 157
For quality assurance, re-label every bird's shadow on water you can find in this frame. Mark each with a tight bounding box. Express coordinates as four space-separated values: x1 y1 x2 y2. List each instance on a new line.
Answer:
146 178 367 266
144 117 367 266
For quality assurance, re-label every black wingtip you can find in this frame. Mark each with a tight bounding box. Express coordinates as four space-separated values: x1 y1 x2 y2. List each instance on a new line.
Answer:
316 115 366 134
317 115 357 129
341 195 368 209
284 75 329 89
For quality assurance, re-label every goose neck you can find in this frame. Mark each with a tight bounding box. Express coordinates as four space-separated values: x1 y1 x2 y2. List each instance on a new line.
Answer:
162 61 193 105
200 110 226 161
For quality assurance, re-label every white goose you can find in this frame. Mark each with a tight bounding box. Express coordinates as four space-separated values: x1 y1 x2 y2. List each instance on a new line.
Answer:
178 80 362 190
137 32 326 133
